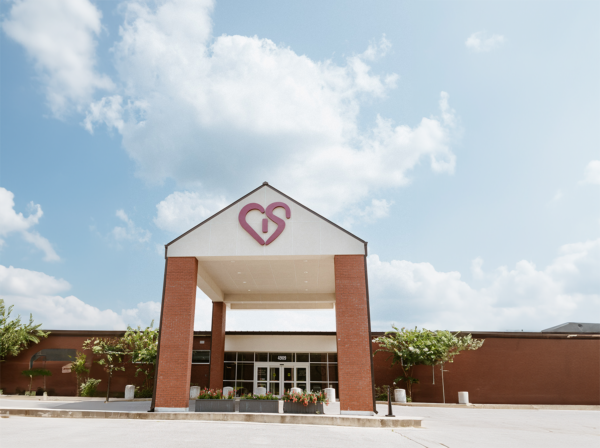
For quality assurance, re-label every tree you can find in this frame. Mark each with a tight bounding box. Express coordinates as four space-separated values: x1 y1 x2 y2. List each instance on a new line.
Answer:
83 337 125 402
0 299 49 389
70 352 89 397
121 322 158 397
373 326 484 400
21 368 51 394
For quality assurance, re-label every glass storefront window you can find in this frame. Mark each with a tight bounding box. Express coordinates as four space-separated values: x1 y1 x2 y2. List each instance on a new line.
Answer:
256 353 268 362
310 364 327 382
224 363 236 381
310 353 327 362
310 382 327 393
328 364 338 382
257 367 268 382
296 353 309 362
236 363 254 381
191 350 210 364
238 352 254 362
224 352 236 362
327 353 337 363
269 353 293 362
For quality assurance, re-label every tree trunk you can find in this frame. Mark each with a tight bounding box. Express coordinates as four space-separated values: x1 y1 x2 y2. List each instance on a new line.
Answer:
106 371 111 402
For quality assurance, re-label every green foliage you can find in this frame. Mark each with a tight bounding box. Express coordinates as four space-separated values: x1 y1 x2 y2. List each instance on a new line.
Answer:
374 385 391 401
121 322 158 393
21 368 52 392
80 378 101 397
83 336 125 401
373 326 484 399
69 352 89 397
135 387 153 398
196 388 235 399
0 299 49 362
282 390 328 406
241 392 279 400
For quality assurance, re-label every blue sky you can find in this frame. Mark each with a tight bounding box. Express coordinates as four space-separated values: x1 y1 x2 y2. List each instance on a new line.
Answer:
1 0 598 332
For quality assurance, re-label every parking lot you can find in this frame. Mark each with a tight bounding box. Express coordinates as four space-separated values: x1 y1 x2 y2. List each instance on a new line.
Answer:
1 400 597 448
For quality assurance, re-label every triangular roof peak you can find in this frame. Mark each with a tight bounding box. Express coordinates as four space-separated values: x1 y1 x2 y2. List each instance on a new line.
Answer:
165 183 366 258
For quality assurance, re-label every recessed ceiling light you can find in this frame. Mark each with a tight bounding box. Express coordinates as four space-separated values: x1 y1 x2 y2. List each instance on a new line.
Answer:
304 260 307 262
304 280 308 283
248 289 251 291
305 289 308 291
304 271 308 274
243 281 246 284
237 272 241 274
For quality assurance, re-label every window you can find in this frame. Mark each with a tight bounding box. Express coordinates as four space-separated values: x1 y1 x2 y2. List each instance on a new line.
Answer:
191 350 210 364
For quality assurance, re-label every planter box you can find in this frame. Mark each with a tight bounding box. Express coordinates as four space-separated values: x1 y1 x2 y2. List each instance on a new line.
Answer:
239 400 279 413
283 402 324 414
195 399 236 412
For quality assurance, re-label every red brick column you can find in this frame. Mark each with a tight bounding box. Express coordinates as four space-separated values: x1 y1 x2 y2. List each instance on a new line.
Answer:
209 302 227 390
154 257 198 411
335 255 375 414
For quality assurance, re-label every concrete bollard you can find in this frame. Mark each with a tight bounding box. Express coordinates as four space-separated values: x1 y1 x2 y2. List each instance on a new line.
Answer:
458 391 469 404
124 385 135 400
42 392 48 401
189 386 200 399
394 389 407 403
324 388 336 402
290 387 302 394
255 387 267 396
223 386 234 398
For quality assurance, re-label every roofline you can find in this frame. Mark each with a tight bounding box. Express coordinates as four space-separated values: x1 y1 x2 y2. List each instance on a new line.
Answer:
164 182 367 250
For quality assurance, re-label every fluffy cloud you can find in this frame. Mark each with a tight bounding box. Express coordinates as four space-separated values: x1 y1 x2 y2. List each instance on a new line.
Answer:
76 0 457 222
0 187 59 261
0 264 160 329
112 209 151 243
1 0 113 117
154 191 229 234
581 160 600 185
465 32 505 53
367 238 600 331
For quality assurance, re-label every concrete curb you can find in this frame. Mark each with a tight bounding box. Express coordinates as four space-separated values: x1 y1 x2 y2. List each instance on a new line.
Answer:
0 396 151 402
0 408 422 428
376 401 600 411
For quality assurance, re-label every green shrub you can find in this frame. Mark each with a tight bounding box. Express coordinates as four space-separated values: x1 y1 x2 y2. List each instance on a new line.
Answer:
136 387 153 398
80 378 101 397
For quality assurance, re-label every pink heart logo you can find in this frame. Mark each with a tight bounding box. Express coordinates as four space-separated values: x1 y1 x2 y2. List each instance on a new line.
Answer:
238 202 291 245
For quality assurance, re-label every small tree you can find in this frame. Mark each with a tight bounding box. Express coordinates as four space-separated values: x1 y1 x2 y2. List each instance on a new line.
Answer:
21 368 52 394
83 337 125 402
374 326 484 400
0 299 49 390
121 322 158 397
70 352 89 397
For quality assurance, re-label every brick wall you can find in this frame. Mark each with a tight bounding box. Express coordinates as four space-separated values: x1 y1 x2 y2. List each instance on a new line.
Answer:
209 302 226 389
154 257 198 409
372 335 600 405
334 255 375 413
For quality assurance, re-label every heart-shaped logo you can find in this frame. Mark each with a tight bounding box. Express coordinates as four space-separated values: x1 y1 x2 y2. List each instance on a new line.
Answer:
238 202 291 245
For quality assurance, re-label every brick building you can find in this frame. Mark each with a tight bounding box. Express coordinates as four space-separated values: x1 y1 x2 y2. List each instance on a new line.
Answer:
2 183 598 408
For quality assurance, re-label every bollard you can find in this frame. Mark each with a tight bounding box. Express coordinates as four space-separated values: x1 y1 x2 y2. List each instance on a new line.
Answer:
394 389 407 403
223 386 234 398
189 386 200 399
458 391 469 404
385 386 395 417
290 387 302 394
255 386 267 396
124 385 135 400
324 388 336 402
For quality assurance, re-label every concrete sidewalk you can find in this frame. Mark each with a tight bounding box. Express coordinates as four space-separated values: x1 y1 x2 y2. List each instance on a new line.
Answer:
376 401 600 411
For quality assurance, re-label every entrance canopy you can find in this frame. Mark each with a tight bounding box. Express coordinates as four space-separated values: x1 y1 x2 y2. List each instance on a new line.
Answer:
165 183 366 310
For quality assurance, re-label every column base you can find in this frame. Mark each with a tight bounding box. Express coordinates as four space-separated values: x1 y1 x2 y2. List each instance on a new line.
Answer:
155 407 190 413
341 410 375 416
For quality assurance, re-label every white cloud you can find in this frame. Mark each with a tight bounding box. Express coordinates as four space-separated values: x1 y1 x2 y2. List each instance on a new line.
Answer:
465 32 505 53
79 0 457 222
111 209 151 243
154 191 229 234
0 264 160 330
0 187 59 261
581 160 600 185
368 238 600 331
1 0 113 117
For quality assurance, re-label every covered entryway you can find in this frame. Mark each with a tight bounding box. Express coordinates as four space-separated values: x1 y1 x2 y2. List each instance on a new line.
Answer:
151 183 375 415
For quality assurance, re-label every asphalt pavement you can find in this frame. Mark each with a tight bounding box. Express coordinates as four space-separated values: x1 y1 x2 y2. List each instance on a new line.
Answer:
1 399 597 447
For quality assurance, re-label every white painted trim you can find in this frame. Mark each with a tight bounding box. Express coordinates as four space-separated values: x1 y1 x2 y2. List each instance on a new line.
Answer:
155 407 190 413
225 335 337 352
341 410 375 416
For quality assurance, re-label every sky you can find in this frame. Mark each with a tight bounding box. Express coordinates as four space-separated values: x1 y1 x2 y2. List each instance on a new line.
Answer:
1 0 598 333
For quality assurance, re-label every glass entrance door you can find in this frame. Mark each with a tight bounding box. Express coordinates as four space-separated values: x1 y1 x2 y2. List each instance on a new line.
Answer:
255 364 310 396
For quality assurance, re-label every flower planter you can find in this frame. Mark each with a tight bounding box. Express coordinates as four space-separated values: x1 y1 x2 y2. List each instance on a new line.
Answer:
239 400 279 413
283 402 324 414
195 399 236 412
